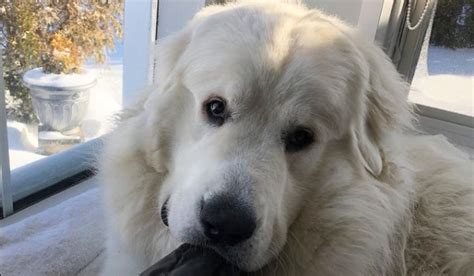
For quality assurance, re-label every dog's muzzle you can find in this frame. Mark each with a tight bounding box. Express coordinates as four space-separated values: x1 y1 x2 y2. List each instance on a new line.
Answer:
199 194 257 246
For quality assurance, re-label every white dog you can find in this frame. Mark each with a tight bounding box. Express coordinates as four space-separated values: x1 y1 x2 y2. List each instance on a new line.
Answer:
99 1 474 275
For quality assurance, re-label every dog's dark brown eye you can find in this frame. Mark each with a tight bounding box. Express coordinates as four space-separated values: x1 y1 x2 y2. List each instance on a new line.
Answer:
205 97 227 126
284 127 314 152
161 198 169 227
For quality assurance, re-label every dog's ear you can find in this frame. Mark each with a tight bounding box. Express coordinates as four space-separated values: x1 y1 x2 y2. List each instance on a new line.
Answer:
137 26 194 174
352 119 383 177
351 39 414 177
146 26 192 107
145 3 228 110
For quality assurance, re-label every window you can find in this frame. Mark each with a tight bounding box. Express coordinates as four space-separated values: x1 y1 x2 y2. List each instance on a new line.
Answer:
409 0 473 149
370 0 473 148
1 1 124 167
0 0 204 218
0 1 145 217
410 1 472 117
0 1 127 217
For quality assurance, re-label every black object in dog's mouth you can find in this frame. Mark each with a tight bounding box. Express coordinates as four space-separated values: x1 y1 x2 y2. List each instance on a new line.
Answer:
155 199 241 275
140 243 241 275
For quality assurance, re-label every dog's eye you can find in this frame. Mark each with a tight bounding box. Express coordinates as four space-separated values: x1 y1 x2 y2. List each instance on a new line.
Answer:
205 97 227 126
284 127 314 152
161 198 169 227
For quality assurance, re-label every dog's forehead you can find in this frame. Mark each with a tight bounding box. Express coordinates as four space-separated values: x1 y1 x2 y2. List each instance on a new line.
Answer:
180 6 357 133
181 7 286 96
183 10 352 89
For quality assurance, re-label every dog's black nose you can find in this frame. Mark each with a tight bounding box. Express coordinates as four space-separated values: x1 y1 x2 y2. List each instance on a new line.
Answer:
200 195 256 246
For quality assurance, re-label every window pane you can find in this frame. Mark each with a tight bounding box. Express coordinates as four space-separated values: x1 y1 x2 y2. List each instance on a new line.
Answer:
1 1 124 169
410 1 473 118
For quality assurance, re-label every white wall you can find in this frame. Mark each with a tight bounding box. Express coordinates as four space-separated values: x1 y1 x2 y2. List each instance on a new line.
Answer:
305 0 363 25
123 0 156 105
305 0 384 41
157 0 206 38
155 0 383 40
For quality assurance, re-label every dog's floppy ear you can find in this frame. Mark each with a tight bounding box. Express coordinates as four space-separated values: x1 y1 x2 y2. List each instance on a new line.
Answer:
352 118 383 177
145 3 228 109
112 25 193 177
147 26 192 106
351 39 414 177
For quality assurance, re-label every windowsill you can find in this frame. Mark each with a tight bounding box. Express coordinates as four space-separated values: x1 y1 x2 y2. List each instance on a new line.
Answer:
409 46 473 118
409 87 473 118
0 176 98 227
2 137 101 207
0 176 105 275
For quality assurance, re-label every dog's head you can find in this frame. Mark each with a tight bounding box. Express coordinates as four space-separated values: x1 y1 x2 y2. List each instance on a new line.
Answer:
136 1 412 271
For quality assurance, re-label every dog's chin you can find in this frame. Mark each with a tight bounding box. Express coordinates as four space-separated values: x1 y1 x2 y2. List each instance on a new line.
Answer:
210 247 260 272
166 208 280 271
176 232 274 272
207 241 276 272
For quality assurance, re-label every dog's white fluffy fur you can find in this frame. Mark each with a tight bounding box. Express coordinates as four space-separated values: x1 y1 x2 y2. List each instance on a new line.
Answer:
99 1 474 275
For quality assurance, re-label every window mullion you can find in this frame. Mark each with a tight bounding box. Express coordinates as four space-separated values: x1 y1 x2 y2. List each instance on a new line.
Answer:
0 47 14 217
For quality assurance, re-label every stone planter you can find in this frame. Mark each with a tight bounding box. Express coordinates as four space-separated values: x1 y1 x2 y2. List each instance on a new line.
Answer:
22 68 96 132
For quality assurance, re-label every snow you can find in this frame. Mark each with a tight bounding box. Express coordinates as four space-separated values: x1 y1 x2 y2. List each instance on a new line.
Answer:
7 121 43 170
81 64 123 137
8 63 124 169
427 47 473 76
23 68 97 88
410 46 474 117
38 131 74 140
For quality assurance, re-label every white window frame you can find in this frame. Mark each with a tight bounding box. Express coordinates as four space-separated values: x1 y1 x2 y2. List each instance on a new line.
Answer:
1 48 13 217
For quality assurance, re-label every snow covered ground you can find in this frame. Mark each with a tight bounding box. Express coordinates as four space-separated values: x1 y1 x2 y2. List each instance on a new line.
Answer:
410 46 474 117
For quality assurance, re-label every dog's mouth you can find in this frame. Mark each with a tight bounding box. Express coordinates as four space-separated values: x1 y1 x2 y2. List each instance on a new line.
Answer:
160 199 270 271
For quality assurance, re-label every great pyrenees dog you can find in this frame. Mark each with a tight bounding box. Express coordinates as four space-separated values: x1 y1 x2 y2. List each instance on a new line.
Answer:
99 1 474 275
